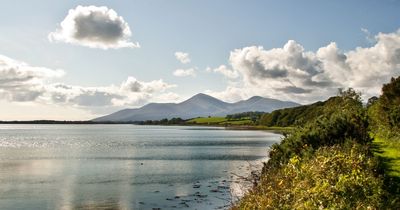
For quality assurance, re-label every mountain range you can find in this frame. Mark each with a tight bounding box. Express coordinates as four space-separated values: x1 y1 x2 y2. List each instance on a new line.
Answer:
92 93 300 122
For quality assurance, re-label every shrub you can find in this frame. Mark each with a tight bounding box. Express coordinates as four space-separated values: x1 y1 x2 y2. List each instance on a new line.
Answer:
266 89 370 168
235 144 384 209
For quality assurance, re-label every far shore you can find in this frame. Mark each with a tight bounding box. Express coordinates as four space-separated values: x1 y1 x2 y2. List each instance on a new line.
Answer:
0 120 292 134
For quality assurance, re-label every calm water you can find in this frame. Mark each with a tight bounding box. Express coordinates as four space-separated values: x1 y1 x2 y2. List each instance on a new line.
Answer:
0 124 281 210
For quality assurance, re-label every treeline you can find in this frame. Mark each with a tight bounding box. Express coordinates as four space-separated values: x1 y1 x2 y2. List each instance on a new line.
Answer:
368 76 400 137
258 100 325 127
234 78 400 209
226 111 265 122
135 117 186 125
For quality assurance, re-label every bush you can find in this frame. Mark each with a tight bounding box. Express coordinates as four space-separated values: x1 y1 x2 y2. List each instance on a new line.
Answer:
235 144 384 209
266 88 370 167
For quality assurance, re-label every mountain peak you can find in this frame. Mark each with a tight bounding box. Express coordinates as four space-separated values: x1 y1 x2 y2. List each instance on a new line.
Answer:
93 93 300 122
191 93 214 99
247 96 263 101
181 93 226 106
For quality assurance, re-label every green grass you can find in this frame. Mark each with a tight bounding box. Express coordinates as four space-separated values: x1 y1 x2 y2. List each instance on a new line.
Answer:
373 136 400 177
187 116 226 124
186 117 296 133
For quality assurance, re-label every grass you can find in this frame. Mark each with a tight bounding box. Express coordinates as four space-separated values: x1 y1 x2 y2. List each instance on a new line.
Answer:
187 116 253 125
187 116 226 124
373 136 400 177
372 135 400 207
186 117 294 134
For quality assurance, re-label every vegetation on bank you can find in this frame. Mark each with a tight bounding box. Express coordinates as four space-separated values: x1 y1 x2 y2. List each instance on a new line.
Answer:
233 77 400 209
187 116 253 125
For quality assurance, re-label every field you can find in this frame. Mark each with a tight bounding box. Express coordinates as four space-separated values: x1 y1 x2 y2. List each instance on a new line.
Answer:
186 116 253 125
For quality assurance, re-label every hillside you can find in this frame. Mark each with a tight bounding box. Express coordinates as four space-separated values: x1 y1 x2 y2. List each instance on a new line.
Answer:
92 93 299 122
258 96 349 127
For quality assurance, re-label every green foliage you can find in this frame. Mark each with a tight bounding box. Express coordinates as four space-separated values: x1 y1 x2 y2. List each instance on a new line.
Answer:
235 144 384 209
226 112 265 123
259 101 325 127
368 76 400 164
233 88 399 209
266 89 370 167
376 76 400 131
259 88 366 128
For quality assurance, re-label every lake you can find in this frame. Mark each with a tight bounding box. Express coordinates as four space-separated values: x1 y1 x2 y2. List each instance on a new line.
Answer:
0 124 281 210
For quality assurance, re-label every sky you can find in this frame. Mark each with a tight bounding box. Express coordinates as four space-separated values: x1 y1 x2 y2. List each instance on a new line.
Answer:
0 0 400 120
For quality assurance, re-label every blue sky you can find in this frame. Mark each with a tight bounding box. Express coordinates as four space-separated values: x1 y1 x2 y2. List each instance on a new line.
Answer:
0 0 400 120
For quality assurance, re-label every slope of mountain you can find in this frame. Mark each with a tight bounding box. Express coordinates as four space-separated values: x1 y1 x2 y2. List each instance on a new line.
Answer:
92 93 300 122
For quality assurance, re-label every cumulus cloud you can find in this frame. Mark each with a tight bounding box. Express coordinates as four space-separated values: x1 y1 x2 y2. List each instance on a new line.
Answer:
361 28 375 43
153 92 181 102
175 52 191 64
0 55 64 102
211 29 400 103
208 65 239 79
205 86 246 103
47 77 176 107
0 54 177 111
49 5 139 49
173 68 196 77
120 77 174 93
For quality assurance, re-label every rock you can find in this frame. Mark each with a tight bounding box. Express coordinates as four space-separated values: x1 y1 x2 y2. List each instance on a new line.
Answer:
179 202 189 207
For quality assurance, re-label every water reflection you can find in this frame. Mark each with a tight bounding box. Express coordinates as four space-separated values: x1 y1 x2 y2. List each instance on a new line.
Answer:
0 125 281 210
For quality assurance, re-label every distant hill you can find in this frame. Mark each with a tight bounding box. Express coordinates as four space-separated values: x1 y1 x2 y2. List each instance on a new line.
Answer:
92 93 300 122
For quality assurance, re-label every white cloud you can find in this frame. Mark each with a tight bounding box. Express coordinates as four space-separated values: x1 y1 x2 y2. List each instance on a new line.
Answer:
210 29 400 103
49 5 139 49
361 28 375 43
120 77 175 93
174 52 191 64
173 68 196 77
153 92 181 102
0 54 178 111
205 86 246 103
47 77 176 107
210 65 239 79
0 55 64 102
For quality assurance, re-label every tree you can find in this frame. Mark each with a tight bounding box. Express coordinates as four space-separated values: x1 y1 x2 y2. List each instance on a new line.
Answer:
379 76 400 129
